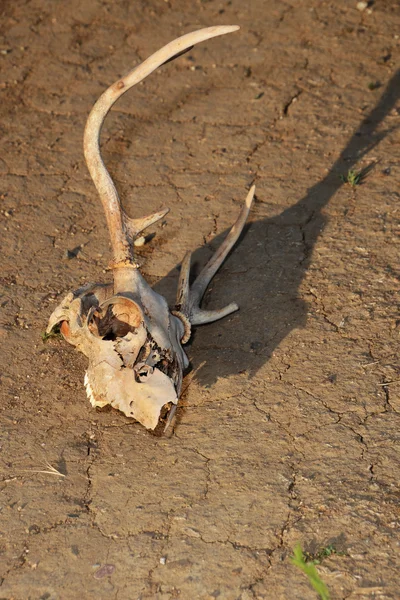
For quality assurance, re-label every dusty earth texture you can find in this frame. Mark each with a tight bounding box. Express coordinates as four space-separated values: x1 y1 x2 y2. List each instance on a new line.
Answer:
0 0 399 599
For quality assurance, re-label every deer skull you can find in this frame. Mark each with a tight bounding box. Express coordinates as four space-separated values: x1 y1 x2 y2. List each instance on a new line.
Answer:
47 26 255 433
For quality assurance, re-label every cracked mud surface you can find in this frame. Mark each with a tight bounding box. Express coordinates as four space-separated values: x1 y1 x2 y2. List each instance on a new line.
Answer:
1 1 399 598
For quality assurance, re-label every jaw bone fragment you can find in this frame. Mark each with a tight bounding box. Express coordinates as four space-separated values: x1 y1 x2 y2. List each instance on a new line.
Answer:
47 26 255 433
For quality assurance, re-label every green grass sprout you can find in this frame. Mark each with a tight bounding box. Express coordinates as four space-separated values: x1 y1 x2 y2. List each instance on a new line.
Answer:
291 544 330 600
368 81 381 91
340 162 376 187
340 168 362 187
41 324 62 342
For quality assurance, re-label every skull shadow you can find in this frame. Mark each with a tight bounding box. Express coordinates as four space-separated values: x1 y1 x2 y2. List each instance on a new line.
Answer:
152 69 399 388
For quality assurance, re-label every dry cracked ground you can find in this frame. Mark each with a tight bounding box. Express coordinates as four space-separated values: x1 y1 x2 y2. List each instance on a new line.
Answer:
0 0 399 599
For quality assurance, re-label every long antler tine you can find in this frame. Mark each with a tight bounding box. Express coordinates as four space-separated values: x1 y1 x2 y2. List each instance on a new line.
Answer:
83 25 240 267
189 185 255 308
175 252 192 313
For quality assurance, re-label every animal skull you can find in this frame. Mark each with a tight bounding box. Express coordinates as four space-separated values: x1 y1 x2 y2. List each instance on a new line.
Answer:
47 26 255 433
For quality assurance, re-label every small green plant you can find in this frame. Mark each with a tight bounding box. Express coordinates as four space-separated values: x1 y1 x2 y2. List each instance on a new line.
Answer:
41 325 61 342
291 544 330 600
340 168 362 187
341 162 376 187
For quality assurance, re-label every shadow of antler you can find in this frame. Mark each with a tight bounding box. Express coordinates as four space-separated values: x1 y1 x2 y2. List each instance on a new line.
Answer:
162 69 399 387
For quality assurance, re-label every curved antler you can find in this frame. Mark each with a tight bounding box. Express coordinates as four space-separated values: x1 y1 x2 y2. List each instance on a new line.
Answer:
175 185 255 327
83 25 240 268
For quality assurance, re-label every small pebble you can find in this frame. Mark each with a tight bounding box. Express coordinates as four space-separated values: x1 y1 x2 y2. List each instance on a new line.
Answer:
356 1 368 10
160 557 166 565
94 564 115 579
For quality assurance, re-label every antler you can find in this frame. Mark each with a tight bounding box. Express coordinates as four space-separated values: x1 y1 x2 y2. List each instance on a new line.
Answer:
175 185 255 327
83 25 240 270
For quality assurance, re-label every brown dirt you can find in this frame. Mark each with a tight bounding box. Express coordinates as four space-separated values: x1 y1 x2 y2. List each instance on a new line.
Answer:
1 0 399 599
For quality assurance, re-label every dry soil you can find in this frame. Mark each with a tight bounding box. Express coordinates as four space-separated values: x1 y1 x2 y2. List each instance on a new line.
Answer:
0 0 399 599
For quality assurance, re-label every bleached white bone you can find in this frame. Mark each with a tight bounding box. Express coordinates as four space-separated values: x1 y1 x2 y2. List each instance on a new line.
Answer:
47 26 254 432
